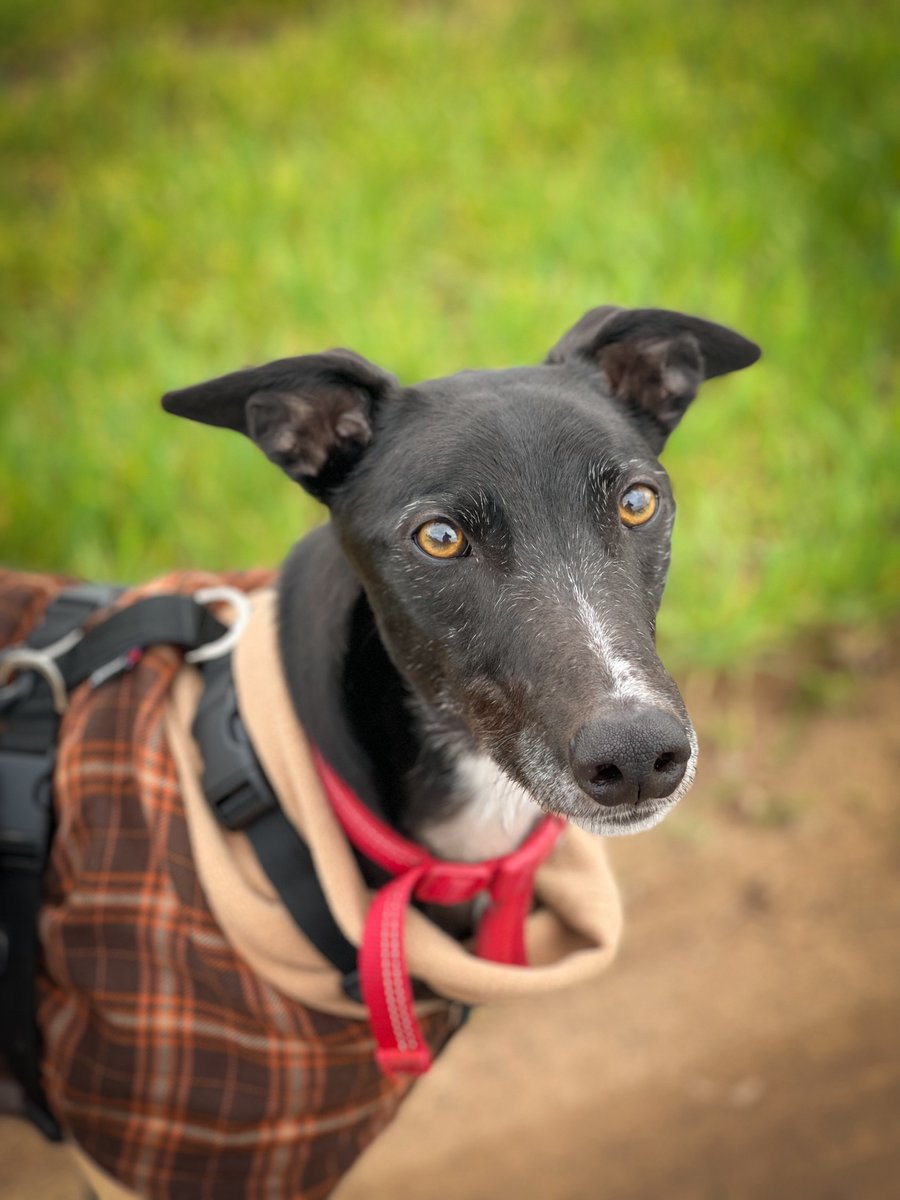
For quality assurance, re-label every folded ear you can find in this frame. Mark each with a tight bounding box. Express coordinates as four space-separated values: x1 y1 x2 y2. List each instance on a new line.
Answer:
162 349 397 499
546 306 760 447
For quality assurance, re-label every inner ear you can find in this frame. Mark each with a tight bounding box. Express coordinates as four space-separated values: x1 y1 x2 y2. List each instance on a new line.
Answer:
246 384 374 490
601 333 704 433
162 348 396 500
545 305 760 447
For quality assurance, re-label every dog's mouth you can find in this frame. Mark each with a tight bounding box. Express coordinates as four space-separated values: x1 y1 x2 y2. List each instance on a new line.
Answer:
576 793 682 837
415 684 698 843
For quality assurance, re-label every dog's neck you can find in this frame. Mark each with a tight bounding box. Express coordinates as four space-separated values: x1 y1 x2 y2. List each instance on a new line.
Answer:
277 526 541 861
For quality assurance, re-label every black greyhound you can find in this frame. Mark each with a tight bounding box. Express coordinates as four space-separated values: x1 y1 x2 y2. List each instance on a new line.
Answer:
163 305 759 866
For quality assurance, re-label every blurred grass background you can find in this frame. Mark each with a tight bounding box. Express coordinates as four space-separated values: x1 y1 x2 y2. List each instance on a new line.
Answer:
1 0 897 670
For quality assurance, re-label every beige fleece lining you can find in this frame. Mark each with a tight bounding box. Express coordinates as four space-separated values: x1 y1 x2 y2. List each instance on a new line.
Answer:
166 591 622 1019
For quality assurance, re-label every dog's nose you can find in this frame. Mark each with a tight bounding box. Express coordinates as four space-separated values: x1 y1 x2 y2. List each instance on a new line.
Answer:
570 708 691 807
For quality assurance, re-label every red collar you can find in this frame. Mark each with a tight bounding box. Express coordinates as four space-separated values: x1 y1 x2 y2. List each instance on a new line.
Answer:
312 749 565 1075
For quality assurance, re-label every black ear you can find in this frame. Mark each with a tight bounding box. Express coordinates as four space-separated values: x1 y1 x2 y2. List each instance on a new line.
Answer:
162 349 396 499
546 306 761 447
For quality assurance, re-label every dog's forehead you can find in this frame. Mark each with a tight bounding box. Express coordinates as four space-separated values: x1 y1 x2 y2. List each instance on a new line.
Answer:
336 363 668 541
411 362 608 415
383 363 652 471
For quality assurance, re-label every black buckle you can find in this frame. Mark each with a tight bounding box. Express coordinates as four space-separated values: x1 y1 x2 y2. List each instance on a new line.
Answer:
0 749 54 875
193 655 362 978
195 659 279 833
212 779 278 832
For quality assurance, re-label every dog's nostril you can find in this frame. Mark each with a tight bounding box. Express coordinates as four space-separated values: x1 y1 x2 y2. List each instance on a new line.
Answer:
594 763 623 786
571 708 692 808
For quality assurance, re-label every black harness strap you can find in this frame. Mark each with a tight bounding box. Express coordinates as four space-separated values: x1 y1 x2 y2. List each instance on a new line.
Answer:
191 661 438 1007
0 586 229 1140
0 583 121 1140
1 581 390 1142
0 594 227 757
25 584 125 650
193 657 359 979
59 596 226 690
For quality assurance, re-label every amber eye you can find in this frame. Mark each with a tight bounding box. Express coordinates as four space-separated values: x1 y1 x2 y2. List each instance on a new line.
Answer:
414 519 469 559
618 484 659 527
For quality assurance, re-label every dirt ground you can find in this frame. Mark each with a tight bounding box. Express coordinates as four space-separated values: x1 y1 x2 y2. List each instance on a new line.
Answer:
2 646 899 1199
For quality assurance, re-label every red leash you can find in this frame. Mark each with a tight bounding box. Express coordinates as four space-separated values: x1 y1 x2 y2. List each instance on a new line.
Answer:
312 749 565 1075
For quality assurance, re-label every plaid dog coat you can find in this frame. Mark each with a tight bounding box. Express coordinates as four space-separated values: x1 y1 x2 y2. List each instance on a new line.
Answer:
0 568 623 1199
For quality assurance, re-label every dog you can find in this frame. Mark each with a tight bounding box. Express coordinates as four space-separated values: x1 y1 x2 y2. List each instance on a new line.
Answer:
0 304 759 1198
164 304 758 849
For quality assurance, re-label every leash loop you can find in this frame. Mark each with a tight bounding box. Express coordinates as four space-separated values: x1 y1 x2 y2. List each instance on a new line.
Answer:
185 586 251 664
312 748 566 1076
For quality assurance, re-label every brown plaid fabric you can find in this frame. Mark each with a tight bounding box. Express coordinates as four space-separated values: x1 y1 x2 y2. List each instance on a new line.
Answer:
0 569 461 1199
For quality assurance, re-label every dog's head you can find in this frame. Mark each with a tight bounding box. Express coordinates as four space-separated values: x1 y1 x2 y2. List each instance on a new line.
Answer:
164 306 759 835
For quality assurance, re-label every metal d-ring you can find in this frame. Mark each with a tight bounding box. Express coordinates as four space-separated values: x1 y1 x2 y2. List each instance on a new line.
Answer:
0 647 69 714
185 586 252 665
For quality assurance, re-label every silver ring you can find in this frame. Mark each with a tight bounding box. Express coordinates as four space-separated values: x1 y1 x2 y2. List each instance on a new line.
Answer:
0 647 69 714
185 586 252 664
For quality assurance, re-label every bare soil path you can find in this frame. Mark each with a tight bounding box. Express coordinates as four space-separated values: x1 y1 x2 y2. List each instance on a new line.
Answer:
3 654 898 1199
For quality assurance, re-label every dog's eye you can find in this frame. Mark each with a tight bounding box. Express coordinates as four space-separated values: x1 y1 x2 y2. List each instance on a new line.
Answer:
618 484 658 528
414 519 469 559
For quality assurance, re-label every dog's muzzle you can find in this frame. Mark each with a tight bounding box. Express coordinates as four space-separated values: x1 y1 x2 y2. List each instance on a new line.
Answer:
569 705 692 809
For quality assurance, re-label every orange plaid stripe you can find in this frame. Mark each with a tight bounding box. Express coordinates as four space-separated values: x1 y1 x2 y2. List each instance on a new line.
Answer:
1 569 461 1198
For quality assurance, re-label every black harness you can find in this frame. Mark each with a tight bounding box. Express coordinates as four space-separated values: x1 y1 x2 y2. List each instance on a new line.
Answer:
0 584 358 1141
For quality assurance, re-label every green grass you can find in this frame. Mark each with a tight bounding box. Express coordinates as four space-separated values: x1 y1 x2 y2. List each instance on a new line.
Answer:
1 0 897 670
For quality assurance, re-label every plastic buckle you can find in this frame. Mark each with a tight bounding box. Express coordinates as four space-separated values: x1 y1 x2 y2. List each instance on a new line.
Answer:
212 780 278 832
0 749 54 874
0 830 45 875
196 665 279 832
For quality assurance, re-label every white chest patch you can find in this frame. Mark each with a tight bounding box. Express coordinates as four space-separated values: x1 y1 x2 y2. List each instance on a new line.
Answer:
419 753 544 862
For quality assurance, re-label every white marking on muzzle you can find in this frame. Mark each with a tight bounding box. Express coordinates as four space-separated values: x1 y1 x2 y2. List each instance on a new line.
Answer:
571 583 660 706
